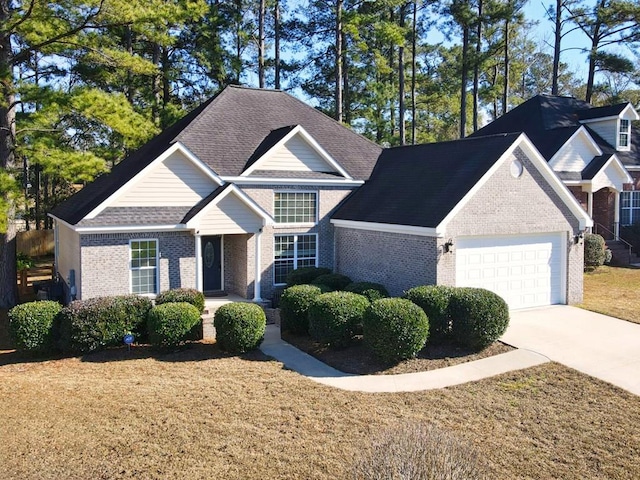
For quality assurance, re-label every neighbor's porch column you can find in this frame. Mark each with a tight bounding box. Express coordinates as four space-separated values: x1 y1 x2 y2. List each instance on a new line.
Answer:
195 233 203 291
253 229 262 302
587 190 594 233
614 190 621 240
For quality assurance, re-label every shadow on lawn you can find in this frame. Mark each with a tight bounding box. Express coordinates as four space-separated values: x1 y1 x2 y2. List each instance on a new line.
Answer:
0 340 272 367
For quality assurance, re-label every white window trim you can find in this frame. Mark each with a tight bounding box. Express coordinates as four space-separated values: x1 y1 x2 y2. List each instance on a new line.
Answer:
273 190 319 226
129 238 160 296
273 233 319 286
618 119 631 151
620 191 640 226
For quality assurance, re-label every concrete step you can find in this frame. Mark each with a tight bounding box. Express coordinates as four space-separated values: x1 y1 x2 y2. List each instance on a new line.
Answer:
605 241 640 265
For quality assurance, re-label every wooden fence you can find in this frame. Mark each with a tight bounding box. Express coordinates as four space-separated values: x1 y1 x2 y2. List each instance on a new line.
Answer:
17 230 54 257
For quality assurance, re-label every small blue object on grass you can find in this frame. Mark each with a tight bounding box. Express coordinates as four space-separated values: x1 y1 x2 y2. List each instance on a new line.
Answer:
123 333 135 351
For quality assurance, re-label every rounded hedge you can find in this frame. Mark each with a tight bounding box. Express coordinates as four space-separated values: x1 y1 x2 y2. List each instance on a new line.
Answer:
279 284 325 334
155 288 205 314
363 298 429 364
58 295 153 354
8 301 62 354
286 266 332 286
403 285 454 341
584 233 606 268
148 302 201 348
449 287 509 351
311 273 353 291
344 282 389 302
214 302 266 353
308 291 369 347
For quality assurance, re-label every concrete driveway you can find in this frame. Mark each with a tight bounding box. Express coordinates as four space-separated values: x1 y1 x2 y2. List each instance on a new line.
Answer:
502 305 640 396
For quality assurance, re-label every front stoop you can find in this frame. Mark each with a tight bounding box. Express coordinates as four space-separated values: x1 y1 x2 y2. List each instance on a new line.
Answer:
200 298 277 340
605 240 640 266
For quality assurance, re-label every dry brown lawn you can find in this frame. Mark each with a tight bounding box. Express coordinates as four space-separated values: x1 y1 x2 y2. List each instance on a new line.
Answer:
582 265 640 324
2 343 640 480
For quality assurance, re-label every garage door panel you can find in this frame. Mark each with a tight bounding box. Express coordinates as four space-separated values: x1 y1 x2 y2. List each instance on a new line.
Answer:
456 233 564 310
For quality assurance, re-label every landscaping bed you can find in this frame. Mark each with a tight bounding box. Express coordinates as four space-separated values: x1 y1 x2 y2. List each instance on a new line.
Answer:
282 331 513 375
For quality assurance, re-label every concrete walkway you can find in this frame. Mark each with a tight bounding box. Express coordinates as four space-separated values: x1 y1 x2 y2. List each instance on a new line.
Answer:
259 324 549 393
504 305 640 396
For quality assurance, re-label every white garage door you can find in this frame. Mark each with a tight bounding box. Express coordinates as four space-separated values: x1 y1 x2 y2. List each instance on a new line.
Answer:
456 233 565 310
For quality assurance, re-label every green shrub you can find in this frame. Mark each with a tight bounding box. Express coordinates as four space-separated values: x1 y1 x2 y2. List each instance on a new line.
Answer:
214 302 266 353
403 285 454 341
148 302 201 348
279 284 325 334
344 282 389 302
352 421 488 479
155 288 205 314
58 295 153 354
16 252 34 271
449 288 509 351
311 273 352 291
308 292 369 347
8 301 62 354
584 233 606 268
363 298 429 364
286 266 332 286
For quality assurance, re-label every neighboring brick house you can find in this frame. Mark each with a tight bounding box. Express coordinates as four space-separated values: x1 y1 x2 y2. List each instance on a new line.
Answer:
50 86 592 310
332 133 590 309
470 95 640 240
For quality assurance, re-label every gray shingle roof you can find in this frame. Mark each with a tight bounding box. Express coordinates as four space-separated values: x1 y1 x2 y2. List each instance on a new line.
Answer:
332 133 521 228
471 94 640 174
76 207 192 227
51 86 382 226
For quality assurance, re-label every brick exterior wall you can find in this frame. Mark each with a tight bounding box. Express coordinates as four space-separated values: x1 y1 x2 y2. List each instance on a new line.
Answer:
334 147 585 305
224 234 250 298
240 185 354 302
334 229 437 297
440 147 584 304
80 231 196 299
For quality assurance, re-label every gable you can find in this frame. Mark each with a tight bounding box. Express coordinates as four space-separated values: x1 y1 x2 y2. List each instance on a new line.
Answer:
255 135 337 173
581 118 617 150
193 194 264 235
111 148 219 208
442 146 588 237
548 128 602 172
240 126 351 178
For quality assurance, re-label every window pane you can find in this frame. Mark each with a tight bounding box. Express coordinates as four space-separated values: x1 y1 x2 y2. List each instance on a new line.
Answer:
621 192 631 208
274 260 294 285
274 192 317 223
632 192 640 208
621 209 631 226
130 240 158 294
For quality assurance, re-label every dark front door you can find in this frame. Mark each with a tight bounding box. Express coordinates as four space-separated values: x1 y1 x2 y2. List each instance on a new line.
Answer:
202 236 222 293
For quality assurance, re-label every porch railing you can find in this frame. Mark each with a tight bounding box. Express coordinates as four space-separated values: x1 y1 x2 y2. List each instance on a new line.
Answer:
594 222 633 264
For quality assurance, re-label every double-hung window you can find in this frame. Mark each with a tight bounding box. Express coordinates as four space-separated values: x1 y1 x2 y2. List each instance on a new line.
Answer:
274 192 317 224
274 234 317 285
620 191 640 226
130 239 159 295
619 119 630 149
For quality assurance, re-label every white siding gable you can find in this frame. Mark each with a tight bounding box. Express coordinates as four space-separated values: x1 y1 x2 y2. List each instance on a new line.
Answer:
112 150 218 207
549 129 601 172
255 135 338 173
583 118 617 148
196 193 263 234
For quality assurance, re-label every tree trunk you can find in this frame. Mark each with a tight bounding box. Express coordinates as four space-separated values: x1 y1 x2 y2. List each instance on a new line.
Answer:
411 0 417 144
258 0 265 88
585 39 599 103
460 24 469 138
398 3 406 146
335 0 343 122
342 31 351 124
502 17 510 115
0 0 18 308
274 0 281 89
152 43 161 126
551 0 562 95
473 0 483 132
